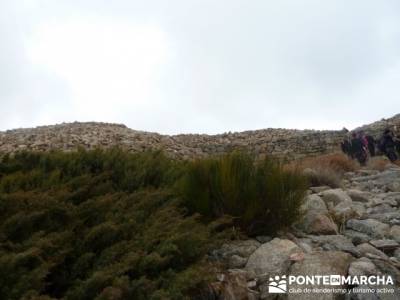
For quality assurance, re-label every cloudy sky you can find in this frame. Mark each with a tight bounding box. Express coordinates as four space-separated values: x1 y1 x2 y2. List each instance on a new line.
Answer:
1 0 400 134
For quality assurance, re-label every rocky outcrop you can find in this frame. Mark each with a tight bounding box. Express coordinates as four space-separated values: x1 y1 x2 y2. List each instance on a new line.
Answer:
296 194 338 235
354 113 400 138
209 164 400 299
0 114 399 161
0 122 347 160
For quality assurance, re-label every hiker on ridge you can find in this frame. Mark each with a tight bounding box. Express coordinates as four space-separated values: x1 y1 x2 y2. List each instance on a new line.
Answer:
380 129 398 162
395 133 400 156
359 131 370 156
351 132 367 165
365 134 376 157
341 137 352 158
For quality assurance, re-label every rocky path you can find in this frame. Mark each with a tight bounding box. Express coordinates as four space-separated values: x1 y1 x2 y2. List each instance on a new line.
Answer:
208 164 400 299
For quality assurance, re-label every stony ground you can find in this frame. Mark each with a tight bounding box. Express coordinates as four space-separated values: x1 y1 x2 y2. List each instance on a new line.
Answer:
208 163 400 300
0 121 347 160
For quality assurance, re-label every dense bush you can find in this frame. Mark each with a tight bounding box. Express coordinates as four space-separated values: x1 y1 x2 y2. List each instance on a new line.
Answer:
0 148 181 193
0 149 218 300
179 152 308 235
0 149 308 299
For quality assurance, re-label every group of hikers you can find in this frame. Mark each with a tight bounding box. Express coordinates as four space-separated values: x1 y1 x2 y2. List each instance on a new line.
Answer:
341 128 400 165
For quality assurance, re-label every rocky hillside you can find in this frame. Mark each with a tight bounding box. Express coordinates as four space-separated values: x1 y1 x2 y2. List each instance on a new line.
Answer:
209 164 400 299
355 113 400 137
1 114 399 160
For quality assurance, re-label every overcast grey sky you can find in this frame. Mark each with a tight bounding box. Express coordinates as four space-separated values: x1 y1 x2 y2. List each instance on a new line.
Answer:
1 0 400 134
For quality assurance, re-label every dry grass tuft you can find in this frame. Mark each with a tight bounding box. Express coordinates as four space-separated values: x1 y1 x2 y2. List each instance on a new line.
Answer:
287 153 359 188
299 153 359 173
366 157 391 171
302 167 342 188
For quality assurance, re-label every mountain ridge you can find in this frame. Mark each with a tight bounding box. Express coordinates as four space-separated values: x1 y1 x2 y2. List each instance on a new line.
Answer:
1 114 399 160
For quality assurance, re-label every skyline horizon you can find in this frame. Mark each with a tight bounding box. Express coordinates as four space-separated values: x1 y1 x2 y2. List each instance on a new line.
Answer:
1 112 398 136
2 1 400 135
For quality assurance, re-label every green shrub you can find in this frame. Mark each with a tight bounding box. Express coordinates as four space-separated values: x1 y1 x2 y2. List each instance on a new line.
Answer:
0 149 306 299
179 152 307 235
0 148 181 193
0 149 221 300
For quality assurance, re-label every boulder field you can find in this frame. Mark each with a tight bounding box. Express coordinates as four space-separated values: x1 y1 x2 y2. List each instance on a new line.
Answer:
208 164 400 299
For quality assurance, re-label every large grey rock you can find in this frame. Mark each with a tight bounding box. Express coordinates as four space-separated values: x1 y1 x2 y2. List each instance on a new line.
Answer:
296 238 313 253
296 194 338 235
344 229 372 245
367 196 395 207
356 243 389 260
366 204 393 215
321 188 352 207
351 202 367 217
367 212 400 226
310 235 360 257
347 189 373 203
348 257 380 277
302 194 328 214
332 201 365 222
297 212 338 235
351 170 400 186
369 239 399 251
346 219 390 239
245 238 302 276
288 251 352 300
376 193 399 207
388 180 400 192
383 192 400 206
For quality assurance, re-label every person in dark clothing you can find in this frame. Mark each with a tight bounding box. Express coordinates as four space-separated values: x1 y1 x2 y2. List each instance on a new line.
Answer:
365 135 376 157
380 129 398 162
395 134 400 156
351 132 367 165
341 137 352 158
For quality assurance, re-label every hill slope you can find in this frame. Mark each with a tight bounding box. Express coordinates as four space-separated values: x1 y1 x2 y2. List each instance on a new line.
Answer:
1 114 399 160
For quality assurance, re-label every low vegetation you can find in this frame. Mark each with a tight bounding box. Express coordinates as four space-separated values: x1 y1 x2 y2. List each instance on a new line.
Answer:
179 152 308 236
299 153 358 174
292 153 358 188
366 156 391 171
0 149 307 299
